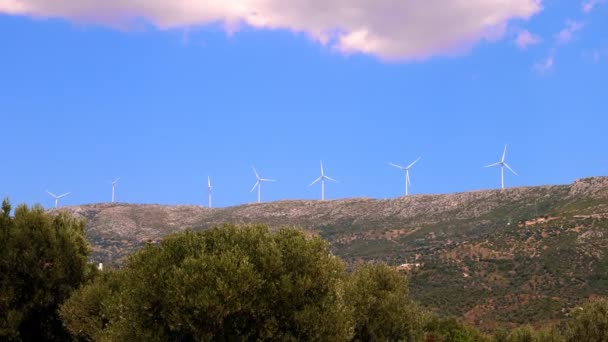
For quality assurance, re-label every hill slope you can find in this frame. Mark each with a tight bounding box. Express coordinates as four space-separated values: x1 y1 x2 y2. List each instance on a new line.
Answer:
59 177 608 329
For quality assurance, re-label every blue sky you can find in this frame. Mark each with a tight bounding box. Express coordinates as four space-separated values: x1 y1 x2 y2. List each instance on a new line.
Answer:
1 0 606 208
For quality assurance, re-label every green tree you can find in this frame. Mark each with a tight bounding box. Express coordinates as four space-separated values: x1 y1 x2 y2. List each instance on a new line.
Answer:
493 328 509 342
506 326 536 342
501 325 563 342
59 271 122 341
346 263 425 341
62 224 353 341
0 199 92 341
565 297 608 342
534 327 564 342
424 317 489 342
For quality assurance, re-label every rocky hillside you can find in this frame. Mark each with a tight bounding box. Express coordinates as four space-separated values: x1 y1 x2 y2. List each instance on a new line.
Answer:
58 177 608 329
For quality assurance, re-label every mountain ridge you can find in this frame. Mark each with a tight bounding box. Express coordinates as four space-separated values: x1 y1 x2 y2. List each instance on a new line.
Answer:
57 177 607 263
55 176 608 329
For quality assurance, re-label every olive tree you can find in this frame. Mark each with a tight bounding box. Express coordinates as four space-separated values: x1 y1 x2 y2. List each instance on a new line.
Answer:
62 224 353 341
0 199 92 341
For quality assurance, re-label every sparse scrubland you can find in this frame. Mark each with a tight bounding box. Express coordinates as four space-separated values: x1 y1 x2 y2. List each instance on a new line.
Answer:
53 177 608 329
3 196 608 341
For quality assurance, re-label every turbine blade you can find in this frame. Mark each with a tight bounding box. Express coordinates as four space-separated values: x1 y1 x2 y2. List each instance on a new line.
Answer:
406 157 421 169
260 179 276 182
325 176 338 182
310 176 322 186
504 163 518 176
208 176 211 188
320 160 324 176
502 144 508 162
389 163 404 169
252 166 259 179
46 190 57 198
484 162 501 168
58 192 70 198
250 182 259 192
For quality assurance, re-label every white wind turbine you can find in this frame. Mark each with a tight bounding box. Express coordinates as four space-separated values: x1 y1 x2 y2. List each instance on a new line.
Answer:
310 161 338 201
46 190 70 209
484 144 518 190
390 157 421 196
110 178 120 203
250 167 276 203
207 176 212 208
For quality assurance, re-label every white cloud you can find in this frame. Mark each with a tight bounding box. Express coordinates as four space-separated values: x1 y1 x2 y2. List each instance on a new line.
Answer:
582 0 606 13
0 0 543 61
583 48 608 62
555 20 584 44
534 56 554 74
515 30 541 49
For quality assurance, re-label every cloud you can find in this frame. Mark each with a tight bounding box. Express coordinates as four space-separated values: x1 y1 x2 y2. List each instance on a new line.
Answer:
583 48 608 62
582 0 606 13
0 0 543 61
555 20 584 44
534 56 554 74
515 30 541 49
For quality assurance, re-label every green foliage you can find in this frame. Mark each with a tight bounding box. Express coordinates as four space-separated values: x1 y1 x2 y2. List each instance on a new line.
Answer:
54 220 608 341
62 225 354 341
565 297 608 342
534 327 564 342
0 199 92 341
424 317 489 342
60 271 122 341
506 326 537 342
494 325 564 342
346 263 425 341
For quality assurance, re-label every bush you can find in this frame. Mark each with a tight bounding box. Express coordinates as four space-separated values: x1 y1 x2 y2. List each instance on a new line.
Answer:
424 317 489 342
565 297 608 342
347 263 425 341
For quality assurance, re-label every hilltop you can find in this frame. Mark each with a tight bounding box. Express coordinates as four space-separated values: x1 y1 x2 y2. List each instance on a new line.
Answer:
58 177 608 330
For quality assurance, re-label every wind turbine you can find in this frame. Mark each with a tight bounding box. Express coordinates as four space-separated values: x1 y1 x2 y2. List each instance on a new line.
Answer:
390 157 421 196
46 191 70 209
250 167 276 203
484 144 518 190
310 161 337 201
111 178 120 203
207 176 212 208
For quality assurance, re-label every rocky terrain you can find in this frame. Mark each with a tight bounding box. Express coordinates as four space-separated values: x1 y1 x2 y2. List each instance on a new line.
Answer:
57 177 608 329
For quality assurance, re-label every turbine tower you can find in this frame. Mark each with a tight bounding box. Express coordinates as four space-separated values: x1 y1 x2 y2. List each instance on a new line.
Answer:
207 176 212 208
310 160 337 201
111 178 120 203
390 157 421 196
250 167 276 203
484 144 518 190
46 190 70 209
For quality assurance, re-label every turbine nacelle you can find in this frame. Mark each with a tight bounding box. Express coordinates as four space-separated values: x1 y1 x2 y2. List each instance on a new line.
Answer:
389 157 421 196
46 190 70 209
310 160 337 200
484 144 518 189
110 177 120 203
251 166 276 203
207 176 212 208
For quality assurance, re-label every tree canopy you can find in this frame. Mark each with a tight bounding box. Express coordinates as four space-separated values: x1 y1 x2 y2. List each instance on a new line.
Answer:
0 199 92 341
346 263 425 341
62 224 354 341
565 297 608 342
